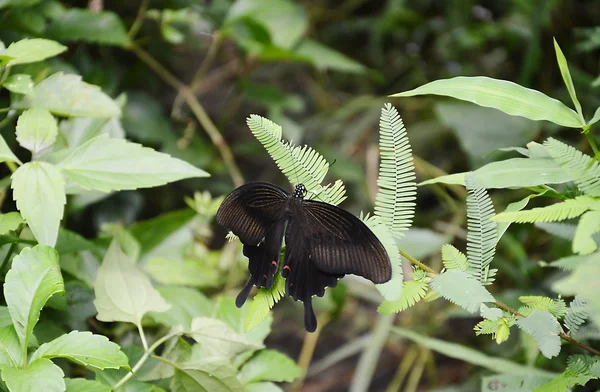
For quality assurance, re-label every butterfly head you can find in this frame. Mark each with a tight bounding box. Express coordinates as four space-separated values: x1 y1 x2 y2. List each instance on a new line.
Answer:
293 184 307 199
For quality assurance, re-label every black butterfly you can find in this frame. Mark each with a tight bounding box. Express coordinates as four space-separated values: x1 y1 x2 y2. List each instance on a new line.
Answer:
216 182 391 332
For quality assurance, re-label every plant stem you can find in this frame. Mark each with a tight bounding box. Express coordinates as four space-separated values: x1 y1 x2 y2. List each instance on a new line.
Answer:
137 323 148 351
290 314 330 392
398 249 436 274
129 43 244 187
585 132 600 157
113 329 181 390
128 0 149 39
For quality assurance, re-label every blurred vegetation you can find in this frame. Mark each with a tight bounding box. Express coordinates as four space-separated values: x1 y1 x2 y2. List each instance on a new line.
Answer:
1 0 600 391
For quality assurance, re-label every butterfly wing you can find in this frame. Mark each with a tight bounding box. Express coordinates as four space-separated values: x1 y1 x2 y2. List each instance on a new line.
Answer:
282 218 343 332
301 200 392 284
216 182 289 307
216 182 288 245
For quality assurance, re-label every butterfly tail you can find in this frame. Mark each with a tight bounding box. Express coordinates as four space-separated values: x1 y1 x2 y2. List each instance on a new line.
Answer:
236 278 255 308
303 298 317 332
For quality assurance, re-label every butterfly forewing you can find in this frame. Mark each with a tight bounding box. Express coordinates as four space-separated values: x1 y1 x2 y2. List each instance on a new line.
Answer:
300 200 391 283
216 182 288 245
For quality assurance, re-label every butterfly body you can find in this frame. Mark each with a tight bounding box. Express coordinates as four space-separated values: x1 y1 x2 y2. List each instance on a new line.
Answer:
216 182 391 332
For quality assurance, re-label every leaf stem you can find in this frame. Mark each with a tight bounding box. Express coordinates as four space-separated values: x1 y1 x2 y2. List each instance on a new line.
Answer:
137 323 148 351
129 43 244 187
127 0 149 39
585 132 600 158
113 329 182 390
398 249 436 275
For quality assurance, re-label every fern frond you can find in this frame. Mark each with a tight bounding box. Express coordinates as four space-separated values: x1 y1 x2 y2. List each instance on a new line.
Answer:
244 272 285 332
565 296 588 333
519 296 568 319
377 276 428 314
317 179 347 206
465 175 497 285
474 319 497 335
474 317 511 344
573 211 600 255
430 270 495 313
246 115 345 204
374 103 417 238
441 244 468 271
363 215 403 301
545 138 600 196
494 196 600 223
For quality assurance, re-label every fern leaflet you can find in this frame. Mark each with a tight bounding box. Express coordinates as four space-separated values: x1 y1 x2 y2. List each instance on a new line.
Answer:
377 273 428 314
565 296 588 333
545 137 600 196
441 244 468 271
374 103 417 238
518 296 568 319
494 196 600 223
534 355 600 392
430 270 495 313
465 174 497 285
244 272 285 332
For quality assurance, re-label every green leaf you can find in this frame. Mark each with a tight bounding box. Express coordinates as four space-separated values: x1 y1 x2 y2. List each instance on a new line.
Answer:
374 103 416 238
171 359 245 392
430 270 495 313
16 108 58 154
391 327 558 378
391 76 584 128
214 297 271 346
1 358 65 392
145 257 221 288
294 40 367 74
494 196 600 223
545 137 600 196
11 161 66 246
238 349 302 384
2 74 34 95
435 102 540 165
0 325 23 368
419 158 572 189
4 38 67 65
0 133 22 165
4 245 64 356
441 244 468 271
188 317 262 359
496 195 537 242
465 175 497 284
396 228 450 259
0 212 23 235
377 277 428 314
588 106 600 126
23 73 121 118
94 238 170 325
554 39 583 120
65 378 111 392
573 211 600 254
481 374 551 392
519 296 568 318
47 9 130 47
245 272 285 332
129 209 196 255
245 382 283 392
565 296 588 334
31 330 129 370
57 135 209 192
149 286 214 331
515 310 561 359
226 0 307 49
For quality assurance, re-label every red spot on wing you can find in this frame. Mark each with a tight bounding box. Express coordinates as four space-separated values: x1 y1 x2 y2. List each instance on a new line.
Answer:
263 274 267 279
283 265 290 271
271 261 278 266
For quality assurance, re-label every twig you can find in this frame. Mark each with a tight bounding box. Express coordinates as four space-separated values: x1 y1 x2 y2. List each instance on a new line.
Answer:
291 314 330 392
129 43 244 187
128 0 150 39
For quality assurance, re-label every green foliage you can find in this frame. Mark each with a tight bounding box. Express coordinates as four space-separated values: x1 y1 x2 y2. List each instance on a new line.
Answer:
564 296 588 333
534 355 600 392
441 244 468 271
238 349 303 384
494 195 600 223
430 270 495 313
377 269 428 314
465 175 497 285
518 296 568 319
545 137 600 196
244 272 285 332
515 310 561 359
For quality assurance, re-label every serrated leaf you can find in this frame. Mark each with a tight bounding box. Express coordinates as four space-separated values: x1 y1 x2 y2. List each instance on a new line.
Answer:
565 296 588 334
573 211 600 255
238 349 302 384
377 278 428 314
171 358 245 392
494 196 600 223
545 138 600 196
1 358 65 392
0 133 22 165
16 108 58 154
94 238 170 325
65 378 111 392
31 330 129 370
23 73 120 118
47 9 130 47
441 244 468 271
0 212 23 235
516 310 561 359
2 74 34 95
57 135 209 192
480 304 503 321
188 317 262 359
11 161 66 246
391 76 583 128
430 270 495 312
4 245 64 357
4 38 67 65
0 325 23 368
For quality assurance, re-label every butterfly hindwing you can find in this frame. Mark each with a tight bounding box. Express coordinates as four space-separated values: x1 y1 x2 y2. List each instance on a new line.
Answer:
216 182 288 245
282 219 343 332
300 200 391 284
